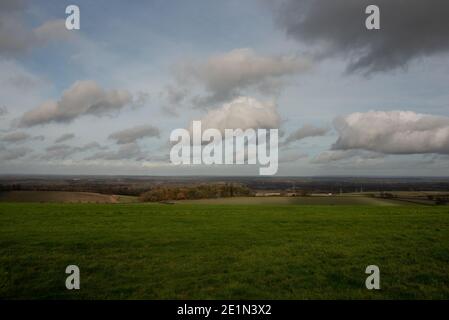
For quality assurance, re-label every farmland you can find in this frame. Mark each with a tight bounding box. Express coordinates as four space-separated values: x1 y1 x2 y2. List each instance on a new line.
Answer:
175 195 403 206
1 202 448 299
0 191 137 204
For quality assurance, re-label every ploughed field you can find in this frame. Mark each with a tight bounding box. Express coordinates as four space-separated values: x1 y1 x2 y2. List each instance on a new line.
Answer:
0 191 137 203
0 202 448 299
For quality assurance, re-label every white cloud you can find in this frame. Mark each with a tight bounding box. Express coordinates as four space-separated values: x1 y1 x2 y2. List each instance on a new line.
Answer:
86 142 147 161
193 96 281 134
279 151 308 163
313 149 384 164
0 106 7 117
0 60 47 91
34 19 72 44
108 125 160 144
284 124 329 144
19 80 133 127
40 141 108 161
55 133 75 143
0 146 31 160
0 60 51 119
160 85 189 116
42 144 78 160
333 111 449 154
0 131 30 143
178 48 311 107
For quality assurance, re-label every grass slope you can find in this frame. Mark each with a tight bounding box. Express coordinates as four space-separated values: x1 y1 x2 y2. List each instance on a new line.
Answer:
0 203 448 299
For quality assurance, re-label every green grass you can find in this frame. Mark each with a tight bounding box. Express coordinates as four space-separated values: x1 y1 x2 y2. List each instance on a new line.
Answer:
1 202 449 299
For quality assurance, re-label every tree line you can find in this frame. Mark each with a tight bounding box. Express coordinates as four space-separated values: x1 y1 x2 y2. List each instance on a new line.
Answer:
139 183 251 202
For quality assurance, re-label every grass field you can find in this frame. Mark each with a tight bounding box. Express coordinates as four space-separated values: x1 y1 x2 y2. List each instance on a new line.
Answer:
1 202 449 299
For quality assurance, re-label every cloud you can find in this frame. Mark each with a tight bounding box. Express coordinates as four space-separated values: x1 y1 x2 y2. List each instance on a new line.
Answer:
279 151 308 163
284 124 329 144
108 125 160 144
19 80 132 127
193 96 281 134
0 1 35 56
55 133 75 143
41 144 78 160
0 106 8 117
178 48 310 107
41 141 107 161
86 142 147 161
273 0 449 73
0 146 31 160
82 142 108 151
33 19 72 44
160 85 189 116
313 149 384 164
0 60 51 116
332 111 449 154
0 131 45 143
0 1 72 57
132 91 150 109
4 71 44 91
32 135 45 141
0 131 30 143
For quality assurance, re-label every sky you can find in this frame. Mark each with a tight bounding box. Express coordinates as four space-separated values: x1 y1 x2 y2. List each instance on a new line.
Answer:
1 0 449 176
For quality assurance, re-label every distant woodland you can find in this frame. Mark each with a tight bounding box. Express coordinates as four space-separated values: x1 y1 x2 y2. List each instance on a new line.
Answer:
139 183 251 202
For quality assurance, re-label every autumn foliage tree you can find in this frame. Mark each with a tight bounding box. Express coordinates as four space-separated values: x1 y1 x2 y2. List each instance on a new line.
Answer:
139 183 250 202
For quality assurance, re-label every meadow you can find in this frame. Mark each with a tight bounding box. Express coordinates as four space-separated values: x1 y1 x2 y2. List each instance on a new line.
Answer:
0 202 448 299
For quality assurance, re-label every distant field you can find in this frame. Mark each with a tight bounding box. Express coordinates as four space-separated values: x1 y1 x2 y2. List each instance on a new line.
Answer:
2 190 446 206
0 191 137 204
1 202 449 299
177 196 405 206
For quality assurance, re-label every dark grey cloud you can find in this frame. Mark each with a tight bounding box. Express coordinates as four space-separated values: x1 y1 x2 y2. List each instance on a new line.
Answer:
108 124 160 144
19 80 132 127
274 0 449 73
55 133 75 143
284 124 329 144
332 111 449 154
